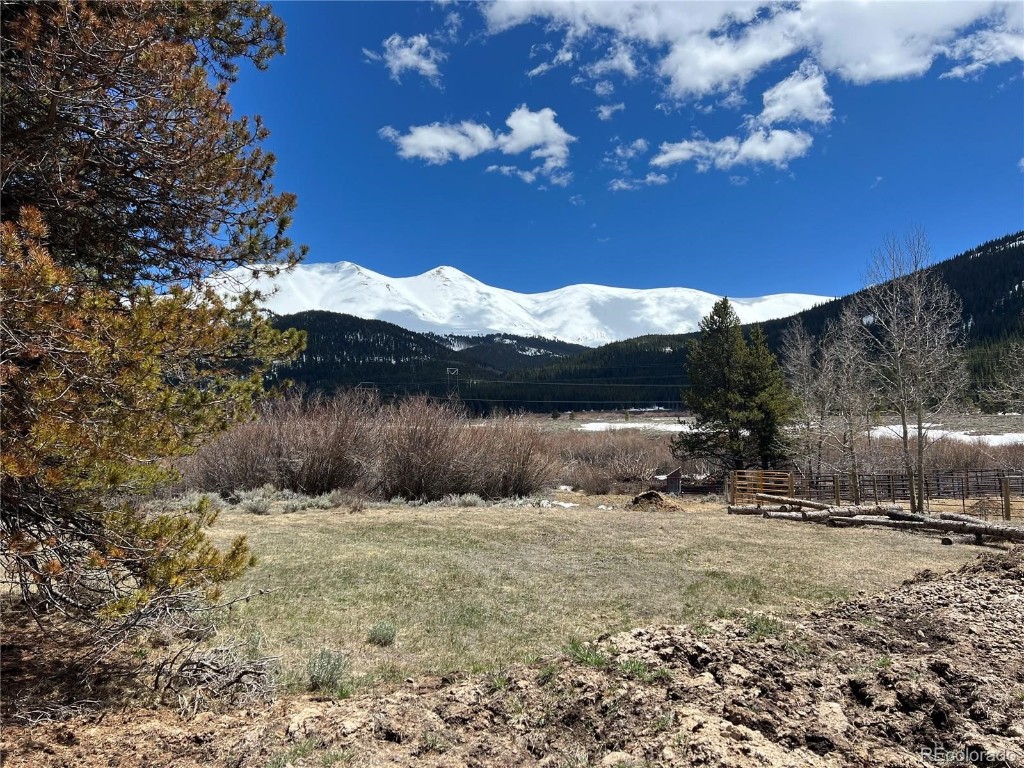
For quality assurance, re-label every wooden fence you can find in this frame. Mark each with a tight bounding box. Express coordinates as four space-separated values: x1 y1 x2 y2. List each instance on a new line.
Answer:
728 470 794 505
728 469 1024 520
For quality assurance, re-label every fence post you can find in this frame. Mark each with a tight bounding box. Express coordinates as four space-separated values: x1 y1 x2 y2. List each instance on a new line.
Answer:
787 472 795 497
1002 476 1012 521
832 474 841 506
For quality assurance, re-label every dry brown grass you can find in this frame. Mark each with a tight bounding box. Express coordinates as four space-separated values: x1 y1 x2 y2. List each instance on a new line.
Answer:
208 496 993 694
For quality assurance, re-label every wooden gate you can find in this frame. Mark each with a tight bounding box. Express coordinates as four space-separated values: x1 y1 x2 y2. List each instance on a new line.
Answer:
729 470 794 505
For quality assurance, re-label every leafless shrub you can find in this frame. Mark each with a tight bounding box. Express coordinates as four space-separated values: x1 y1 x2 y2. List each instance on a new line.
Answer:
188 394 553 502
801 431 1024 475
266 393 376 495
548 431 673 493
188 392 376 496
466 416 556 499
565 462 613 495
187 420 278 494
371 397 473 500
370 400 553 501
155 643 276 717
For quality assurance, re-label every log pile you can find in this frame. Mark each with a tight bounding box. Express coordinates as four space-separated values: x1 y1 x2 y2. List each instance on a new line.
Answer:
727 493 1024 544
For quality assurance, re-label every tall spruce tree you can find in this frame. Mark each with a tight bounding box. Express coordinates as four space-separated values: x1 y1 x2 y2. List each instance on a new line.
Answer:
672 299 793 471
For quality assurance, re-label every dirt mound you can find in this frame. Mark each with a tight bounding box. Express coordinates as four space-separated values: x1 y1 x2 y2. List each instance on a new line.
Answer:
4 549 1024 767
627 491 677 509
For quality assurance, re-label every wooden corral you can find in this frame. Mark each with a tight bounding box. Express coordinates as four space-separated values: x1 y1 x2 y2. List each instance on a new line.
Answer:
728 470 794 506
729 469 1024 521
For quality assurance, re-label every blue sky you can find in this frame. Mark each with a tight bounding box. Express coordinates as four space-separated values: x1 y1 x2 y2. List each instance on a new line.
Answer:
230 1 1024 297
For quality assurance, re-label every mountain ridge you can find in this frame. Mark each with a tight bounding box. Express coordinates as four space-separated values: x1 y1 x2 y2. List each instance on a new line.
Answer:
268 230 1023 412
219 260 832 347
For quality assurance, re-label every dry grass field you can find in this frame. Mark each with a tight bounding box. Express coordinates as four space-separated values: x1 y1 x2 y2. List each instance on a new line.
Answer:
208 494 992 696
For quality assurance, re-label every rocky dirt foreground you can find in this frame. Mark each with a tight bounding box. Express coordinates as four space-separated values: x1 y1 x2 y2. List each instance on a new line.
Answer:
4 548 1024 768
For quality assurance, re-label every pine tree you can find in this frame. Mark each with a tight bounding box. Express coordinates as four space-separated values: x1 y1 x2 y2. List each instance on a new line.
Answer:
0 1 304 660
672 299 793 471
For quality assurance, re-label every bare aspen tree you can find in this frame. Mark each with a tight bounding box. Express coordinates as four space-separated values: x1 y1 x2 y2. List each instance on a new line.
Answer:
781 320 832 481
820 305 873 495
782 309 874 499
857 229 968 514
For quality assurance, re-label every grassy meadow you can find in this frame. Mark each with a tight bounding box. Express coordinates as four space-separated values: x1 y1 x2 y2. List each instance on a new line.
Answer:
208 495 989 694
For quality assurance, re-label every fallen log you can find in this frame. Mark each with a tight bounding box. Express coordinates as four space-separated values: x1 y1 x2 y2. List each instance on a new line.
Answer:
827 516 1024 543
753 493 905 515
754 493 831 510
733 503 905 518
762 511 812 521
764 506 903 522
830 505 905 516
798 509 832 521
939 512 990 525
885 510 930 522
727 505 772 515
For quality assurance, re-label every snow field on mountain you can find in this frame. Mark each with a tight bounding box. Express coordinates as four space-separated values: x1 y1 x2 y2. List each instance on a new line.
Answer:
216 261 831 346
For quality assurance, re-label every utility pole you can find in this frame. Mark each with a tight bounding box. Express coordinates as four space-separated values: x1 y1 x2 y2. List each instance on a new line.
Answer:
446 368 460 400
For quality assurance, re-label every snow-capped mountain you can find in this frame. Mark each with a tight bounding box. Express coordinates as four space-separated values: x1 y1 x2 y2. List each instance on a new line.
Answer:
215 261 831 347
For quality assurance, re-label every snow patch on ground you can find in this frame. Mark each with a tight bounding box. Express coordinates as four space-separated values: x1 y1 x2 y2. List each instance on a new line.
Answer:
579 421 690 432
869 426 1024 446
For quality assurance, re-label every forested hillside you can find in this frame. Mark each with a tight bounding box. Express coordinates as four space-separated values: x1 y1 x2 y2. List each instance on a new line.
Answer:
271 311 587 398
272 231 1023 411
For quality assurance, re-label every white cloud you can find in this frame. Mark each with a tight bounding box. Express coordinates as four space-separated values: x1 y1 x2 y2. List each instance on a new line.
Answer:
364 34 446 85
586 41 639 79
381 105 576 183
609 172 669 191
477 1 1019 179
757 61 833 126
441 11 462 43
942 15 1024 79
569 194 585 206
527 43 574 77
656 15 799 99
605 137 649 171
1019 157 1024 173
378 122 495 164
616 137 648 158
718 91 746 111
801 1 1007 84
500 105 576 174
548 170 574 187
483 1 1022 98
596 102 626 121
651 128 813 172
486 165 537 184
